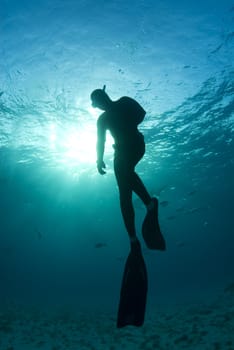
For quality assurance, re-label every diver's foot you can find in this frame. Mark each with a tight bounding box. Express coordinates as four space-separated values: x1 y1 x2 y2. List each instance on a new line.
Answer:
142 197 166 251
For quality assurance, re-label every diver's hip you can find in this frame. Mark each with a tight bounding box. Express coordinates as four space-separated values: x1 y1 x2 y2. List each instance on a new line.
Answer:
113 132 145 151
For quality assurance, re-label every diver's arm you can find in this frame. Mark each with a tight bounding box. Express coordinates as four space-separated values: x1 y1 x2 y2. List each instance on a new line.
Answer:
96 115 107 175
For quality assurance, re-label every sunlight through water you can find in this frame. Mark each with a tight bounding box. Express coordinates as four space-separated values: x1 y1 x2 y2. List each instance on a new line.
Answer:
0 0 233 178
0 2 233 348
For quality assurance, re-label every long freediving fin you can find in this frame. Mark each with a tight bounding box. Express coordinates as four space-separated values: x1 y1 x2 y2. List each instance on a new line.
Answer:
117 242 148 328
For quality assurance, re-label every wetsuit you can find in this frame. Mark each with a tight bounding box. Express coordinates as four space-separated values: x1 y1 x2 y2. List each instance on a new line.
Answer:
97 97 151 238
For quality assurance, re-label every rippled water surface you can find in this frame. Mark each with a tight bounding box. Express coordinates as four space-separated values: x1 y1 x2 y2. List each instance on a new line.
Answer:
1 0 233 173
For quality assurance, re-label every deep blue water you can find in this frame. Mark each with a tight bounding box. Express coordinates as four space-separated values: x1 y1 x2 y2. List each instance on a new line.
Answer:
0 0 234 335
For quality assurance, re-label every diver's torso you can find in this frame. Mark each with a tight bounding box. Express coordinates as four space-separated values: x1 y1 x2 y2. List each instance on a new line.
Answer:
105 97 144 148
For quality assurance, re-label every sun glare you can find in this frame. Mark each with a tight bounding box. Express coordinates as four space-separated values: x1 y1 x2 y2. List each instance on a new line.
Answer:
49 124 97 164
48 119 113 167
64 126 96 163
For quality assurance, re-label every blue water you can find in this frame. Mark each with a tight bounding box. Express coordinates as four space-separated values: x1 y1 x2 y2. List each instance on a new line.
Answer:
0 0 234 348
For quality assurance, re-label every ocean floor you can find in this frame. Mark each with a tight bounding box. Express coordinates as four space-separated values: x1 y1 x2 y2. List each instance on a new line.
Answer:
0 294 233 350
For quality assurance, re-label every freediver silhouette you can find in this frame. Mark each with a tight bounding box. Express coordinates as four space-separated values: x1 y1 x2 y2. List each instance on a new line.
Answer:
91 86 166 251
91 86 166 328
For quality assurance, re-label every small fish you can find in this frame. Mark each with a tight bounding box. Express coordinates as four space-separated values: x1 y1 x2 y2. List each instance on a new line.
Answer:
35 228 42 239
188 190 197 196
186 207 207 214
160 200 169 207
176 207 185 212
95 243 107 248
224 282 234 294
176 241 185 247
151 184 168 196
167 216 176 220
188 207 200 213
0 91 4 97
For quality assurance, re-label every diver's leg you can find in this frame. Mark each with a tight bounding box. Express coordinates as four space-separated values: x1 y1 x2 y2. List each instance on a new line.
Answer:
128 140 153 209
114 158 138 243
119 185 136 239
132 172 152 207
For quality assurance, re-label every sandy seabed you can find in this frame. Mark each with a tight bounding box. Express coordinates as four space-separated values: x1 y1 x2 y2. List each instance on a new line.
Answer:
0 294 233 350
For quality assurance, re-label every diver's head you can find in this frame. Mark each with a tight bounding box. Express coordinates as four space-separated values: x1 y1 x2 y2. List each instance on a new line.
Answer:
90 86 112 110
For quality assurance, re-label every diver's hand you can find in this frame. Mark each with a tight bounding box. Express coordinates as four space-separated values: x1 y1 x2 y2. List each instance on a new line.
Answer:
97 160 106 175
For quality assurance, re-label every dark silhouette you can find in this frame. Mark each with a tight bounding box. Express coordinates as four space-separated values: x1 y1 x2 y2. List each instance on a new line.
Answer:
91 86 166 251
117 240 147 328
91 87 166 327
